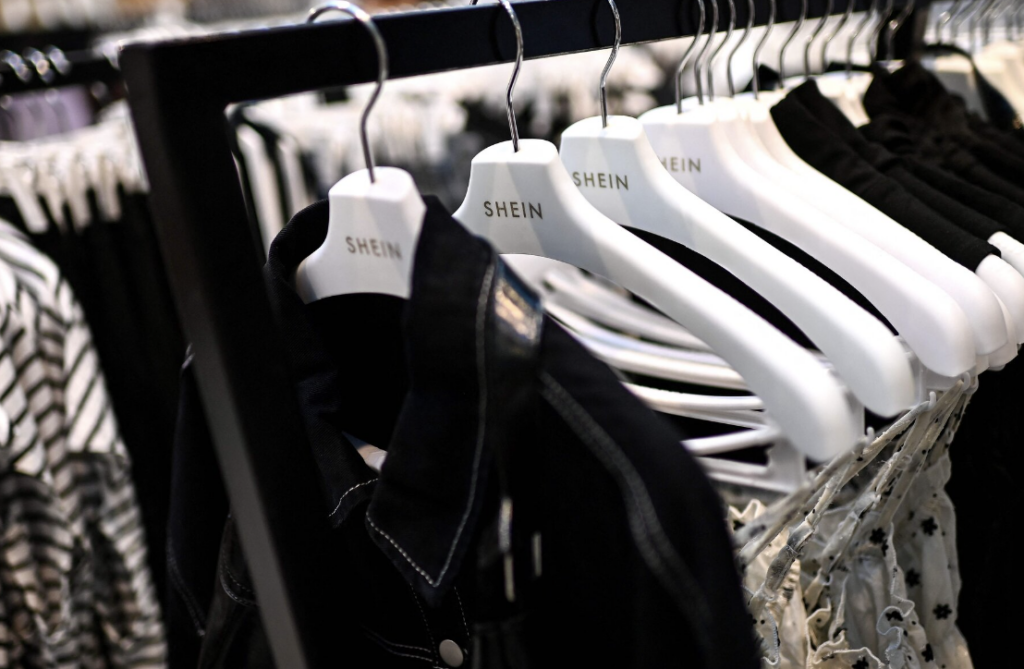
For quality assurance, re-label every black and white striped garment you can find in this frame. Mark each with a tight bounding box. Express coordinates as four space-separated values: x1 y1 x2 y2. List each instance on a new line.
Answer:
0 220 166 668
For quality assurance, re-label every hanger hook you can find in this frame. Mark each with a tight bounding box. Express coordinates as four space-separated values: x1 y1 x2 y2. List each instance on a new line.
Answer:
308 2 388 183
847 0 878 77
728 0 756 96
870 0 895 63
953 0 982 45
696 0 719 104
805 0 835 79
471 0 523 151
753 0 777 97
937 0 963 42
676 0 707 112
709 0 736 99
779 0 808 80
599 0 622 128
886 0 915 61
822 0 855 72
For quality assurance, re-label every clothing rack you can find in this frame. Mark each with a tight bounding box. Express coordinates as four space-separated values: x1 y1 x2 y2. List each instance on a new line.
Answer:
118 0 921 665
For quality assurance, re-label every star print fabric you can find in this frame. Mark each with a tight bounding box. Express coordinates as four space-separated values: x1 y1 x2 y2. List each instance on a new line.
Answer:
726 380 976 669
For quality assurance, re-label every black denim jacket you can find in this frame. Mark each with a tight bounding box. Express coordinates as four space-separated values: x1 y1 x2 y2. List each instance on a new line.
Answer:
167 197 757 669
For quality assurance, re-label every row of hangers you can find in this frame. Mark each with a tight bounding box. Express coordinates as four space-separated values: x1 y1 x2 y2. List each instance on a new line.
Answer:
293 0 1011 492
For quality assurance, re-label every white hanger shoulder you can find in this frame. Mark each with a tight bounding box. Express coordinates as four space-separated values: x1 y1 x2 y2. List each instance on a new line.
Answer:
296 167 426 302
454 138 858 460
747 102 1008 362
560 115 916 415
640 101 984 378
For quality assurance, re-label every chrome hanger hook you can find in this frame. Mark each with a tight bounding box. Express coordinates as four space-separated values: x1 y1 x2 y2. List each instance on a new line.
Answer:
696 0 719 104
599 0 622 127
676 0 707 112
728 0 756 96
937 0 964 42
709 0 736 100
753 0 777 96
805 0 834 78
308 2 388 182
779 0 808 80
847 0 878 77
886 0 915 61
822 0 855 72
870 0 895 62
471 0 524 151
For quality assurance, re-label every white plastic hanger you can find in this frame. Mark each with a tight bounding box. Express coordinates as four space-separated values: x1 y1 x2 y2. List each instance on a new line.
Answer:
722 0 992 372
454 0 859 461
559 0 915 416
295 3 426 303
733 0 1016 367
738 11 1011 369
504 256 716 351
640 0 987 385
735 0 1015 366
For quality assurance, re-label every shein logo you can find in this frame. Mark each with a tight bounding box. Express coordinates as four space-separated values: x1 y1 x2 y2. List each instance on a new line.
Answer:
572 172 629 190
484 201 544 219
660 156 702 173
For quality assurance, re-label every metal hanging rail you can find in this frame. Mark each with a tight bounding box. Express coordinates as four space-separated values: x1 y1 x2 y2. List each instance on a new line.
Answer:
118 0 902 665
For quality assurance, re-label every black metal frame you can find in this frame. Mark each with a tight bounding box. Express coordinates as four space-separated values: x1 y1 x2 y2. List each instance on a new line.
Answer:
119 0 912 665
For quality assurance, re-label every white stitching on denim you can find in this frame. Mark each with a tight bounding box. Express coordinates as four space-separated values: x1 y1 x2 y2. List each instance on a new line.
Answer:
167 550 207 635
367 261 495 587
409 584 437 659
362 628 434 663
539 373 714 626
454 587 470 639
327 478 378 518
361 627 433 655
218 568 257 607
222 562 255 597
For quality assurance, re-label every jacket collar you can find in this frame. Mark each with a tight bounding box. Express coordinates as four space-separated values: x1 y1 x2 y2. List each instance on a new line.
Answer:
264 195 543 604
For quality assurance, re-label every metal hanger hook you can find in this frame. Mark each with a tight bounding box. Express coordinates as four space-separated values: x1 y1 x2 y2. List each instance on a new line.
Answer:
308 2 388 183
598 0 622 127
709 0 736 99
752 0 777 96
696 0 719 104
937 0 964 42
779 0 808 80
728 0 756 96
870 0 895 62
822 0 855 73
805 0 834 79
676 0 706 112
847 0 878 77
471 0 524 151
886 0 915 61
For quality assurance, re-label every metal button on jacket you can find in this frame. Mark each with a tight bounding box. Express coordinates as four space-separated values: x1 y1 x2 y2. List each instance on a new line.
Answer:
439 639 464 667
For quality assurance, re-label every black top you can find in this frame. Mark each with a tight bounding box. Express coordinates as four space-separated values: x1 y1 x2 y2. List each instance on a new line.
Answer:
863 63 1024 182
771 90 1000 270
789 82 1013 245
168 196 757 669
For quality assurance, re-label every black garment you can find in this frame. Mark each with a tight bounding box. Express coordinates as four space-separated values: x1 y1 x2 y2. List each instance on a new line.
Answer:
770 92 1000 270
788 81 1014 245
172 197 757 669
863 63 1024 183
944 362 1019 669
628 219 895 354
861 114 1024 211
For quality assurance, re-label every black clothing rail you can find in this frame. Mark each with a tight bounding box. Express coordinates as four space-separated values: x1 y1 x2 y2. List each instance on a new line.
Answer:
118 0 919 666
